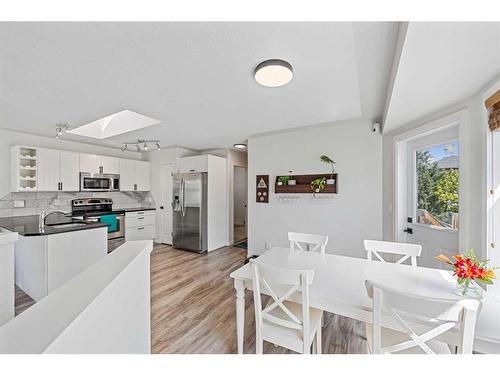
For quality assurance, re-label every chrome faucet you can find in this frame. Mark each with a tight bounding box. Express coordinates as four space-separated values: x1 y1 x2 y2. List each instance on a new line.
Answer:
39 204 70 231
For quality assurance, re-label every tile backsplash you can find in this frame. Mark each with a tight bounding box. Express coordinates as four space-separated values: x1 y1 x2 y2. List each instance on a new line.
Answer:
0 191 154 218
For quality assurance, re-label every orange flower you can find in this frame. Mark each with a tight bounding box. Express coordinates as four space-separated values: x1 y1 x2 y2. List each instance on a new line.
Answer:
484 270 496 279
453 255 463 262
435 254 453 265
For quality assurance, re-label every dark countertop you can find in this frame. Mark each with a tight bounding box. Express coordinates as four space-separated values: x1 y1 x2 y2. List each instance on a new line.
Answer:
121 207 156 213
0 213 109 236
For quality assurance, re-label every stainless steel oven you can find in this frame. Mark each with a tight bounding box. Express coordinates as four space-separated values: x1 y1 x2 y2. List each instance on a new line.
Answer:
80 172 120 192
71 197 125 253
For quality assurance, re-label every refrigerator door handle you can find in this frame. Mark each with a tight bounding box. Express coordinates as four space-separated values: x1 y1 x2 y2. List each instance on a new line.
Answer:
182 178 186 217
180 177 185 217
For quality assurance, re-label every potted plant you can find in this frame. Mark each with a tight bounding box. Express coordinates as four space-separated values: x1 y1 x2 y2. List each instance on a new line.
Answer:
436 249 498 298
277 176 290 186
320 155 336 185
310 177 326 195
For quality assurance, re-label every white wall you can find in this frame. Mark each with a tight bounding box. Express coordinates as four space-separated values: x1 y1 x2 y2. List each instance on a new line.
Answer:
247 119 383 258
0 128 142 199
382 93 488 259
233 166 247 226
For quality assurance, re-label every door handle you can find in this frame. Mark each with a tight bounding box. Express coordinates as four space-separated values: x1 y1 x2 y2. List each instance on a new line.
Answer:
403 227 413 234
160 206 164 209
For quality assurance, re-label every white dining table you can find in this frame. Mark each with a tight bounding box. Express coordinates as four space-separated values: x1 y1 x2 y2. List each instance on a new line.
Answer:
230 247 500 354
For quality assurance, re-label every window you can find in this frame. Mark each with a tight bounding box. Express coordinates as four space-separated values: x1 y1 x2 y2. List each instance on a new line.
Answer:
415 141 459 230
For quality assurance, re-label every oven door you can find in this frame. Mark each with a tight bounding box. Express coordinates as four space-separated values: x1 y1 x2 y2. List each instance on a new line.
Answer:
107 214 125 240
80 173 112 191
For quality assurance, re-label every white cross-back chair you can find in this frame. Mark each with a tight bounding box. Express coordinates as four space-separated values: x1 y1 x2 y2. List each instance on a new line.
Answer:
250 260 323 354
364 239 422 267
365 279 480 354
289 232 328 254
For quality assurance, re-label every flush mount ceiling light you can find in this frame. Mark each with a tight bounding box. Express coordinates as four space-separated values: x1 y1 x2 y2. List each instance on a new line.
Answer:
234 143 247 149
122 139 161 153
254 59 293 87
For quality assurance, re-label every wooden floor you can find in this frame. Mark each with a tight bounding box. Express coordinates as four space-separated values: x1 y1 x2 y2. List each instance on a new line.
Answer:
15 243 368 354
233 224 246 243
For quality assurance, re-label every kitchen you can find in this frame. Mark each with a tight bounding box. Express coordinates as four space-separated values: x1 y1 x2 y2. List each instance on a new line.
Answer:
0 144 157 303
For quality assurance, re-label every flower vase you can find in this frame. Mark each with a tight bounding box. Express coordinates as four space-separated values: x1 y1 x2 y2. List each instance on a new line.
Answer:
455 279 482 299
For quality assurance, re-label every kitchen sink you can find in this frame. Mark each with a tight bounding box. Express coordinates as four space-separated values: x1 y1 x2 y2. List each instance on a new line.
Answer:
47 222 89 229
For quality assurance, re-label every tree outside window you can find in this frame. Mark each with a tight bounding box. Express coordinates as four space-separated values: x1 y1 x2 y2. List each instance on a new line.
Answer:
416 142 459 230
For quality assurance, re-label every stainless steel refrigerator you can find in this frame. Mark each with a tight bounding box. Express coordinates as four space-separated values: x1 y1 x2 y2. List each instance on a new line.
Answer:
172 172 208 253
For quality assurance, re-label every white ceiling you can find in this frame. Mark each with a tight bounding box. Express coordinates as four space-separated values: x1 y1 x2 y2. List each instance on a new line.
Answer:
384 22 500 133
0 22 398 150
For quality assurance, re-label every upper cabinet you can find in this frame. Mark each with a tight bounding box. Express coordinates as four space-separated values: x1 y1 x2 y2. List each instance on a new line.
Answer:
11 145 151 193
179 155 209 173
80 154 120 174
136 161 151 191
119 158 136 191
119 159 151 191
100 156 120 174
11 146 38 192
37 148 80 192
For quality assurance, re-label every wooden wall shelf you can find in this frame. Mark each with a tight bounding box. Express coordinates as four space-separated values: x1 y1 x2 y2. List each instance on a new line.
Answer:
275 173 338 194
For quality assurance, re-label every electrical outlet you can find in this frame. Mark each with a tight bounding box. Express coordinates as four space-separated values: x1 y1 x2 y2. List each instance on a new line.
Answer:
14 200 25 208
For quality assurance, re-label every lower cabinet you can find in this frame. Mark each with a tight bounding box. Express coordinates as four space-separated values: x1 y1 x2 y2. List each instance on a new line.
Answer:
14 227 108 301
125 210 156 241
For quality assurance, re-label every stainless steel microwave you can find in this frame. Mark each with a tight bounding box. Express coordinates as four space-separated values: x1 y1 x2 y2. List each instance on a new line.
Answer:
80 172 120 192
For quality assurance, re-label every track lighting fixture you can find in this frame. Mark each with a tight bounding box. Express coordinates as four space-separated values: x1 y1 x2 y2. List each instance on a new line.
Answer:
121 139 161 153
55 123 70 139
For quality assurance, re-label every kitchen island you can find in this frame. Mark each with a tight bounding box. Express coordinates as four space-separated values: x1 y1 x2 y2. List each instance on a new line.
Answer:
0 214 108 301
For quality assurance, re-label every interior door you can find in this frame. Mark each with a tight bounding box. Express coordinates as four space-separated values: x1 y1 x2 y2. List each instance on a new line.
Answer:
158 164 174 244
37 148 60 191
401 128 459 269
59 151 79 191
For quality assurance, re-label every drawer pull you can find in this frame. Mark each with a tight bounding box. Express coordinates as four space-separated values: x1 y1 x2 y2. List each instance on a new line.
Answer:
137 227 145 230
138 217 145 220
137 212 144 214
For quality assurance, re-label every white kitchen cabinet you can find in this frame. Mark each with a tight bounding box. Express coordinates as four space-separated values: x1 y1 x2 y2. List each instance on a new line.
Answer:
125 210 156 241
80 154 119 174
120 159 151 191
79 153 101 174
100 156 120 174
119 158 136 191
14 227 107 301
37 148 60 191
59 151 80 191
11 146 38 192
179 155 208 173
136 161 151 191
37 148 80 192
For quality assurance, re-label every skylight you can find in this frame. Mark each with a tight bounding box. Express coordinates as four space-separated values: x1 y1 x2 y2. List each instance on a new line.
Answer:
67 110 161 139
